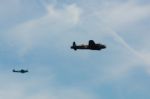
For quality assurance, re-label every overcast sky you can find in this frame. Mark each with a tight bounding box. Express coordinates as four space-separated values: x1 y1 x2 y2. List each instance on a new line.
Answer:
0 0 150 99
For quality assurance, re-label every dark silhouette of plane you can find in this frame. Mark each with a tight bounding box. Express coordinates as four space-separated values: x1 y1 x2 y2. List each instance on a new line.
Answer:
12 69 28 73
71 40 106 51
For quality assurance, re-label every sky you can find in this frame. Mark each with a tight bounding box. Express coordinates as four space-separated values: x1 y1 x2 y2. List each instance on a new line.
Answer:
0 0 150 99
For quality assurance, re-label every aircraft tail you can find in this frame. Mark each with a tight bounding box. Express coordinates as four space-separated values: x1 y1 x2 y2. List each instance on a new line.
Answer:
71 42 77 50
12 69 16 72
73 42 76 47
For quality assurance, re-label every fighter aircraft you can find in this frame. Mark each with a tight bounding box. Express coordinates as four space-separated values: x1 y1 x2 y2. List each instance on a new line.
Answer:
71 40 106 51
12 69 28 73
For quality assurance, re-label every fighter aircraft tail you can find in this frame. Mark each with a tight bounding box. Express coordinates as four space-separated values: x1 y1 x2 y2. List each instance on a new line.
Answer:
71 42 77 50
12 69 16 72
73 42 76 46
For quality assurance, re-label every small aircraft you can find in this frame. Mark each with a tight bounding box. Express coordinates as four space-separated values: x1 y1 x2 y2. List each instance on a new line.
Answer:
71 40 106 51
12 69 28 73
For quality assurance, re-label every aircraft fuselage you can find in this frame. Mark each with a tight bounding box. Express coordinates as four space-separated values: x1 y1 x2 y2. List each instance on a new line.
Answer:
72 44 105 50
71 40 106 51
13 69 28 73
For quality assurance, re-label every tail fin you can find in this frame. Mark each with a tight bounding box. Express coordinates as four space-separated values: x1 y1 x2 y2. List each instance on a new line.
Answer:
71 42 77 50
73 42 76 47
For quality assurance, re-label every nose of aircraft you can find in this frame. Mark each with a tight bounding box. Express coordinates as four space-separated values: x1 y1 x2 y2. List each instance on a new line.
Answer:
103 45 106 49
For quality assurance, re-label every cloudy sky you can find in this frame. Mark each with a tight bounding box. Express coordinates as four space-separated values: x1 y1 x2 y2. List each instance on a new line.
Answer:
0 0 150 99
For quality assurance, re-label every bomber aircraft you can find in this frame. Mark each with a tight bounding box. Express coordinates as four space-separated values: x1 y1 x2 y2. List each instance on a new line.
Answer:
12 69 28 73
71 40 106 51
